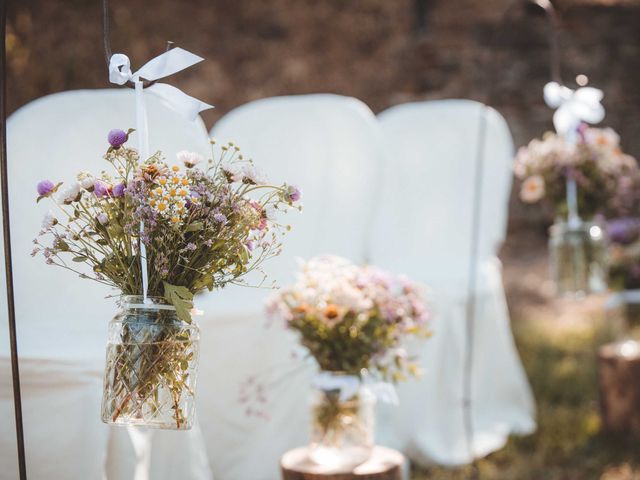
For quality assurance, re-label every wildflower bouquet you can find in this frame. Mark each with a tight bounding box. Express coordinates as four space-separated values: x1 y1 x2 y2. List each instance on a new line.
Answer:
33 129 300 428
266 255 429 464
514 127 639 220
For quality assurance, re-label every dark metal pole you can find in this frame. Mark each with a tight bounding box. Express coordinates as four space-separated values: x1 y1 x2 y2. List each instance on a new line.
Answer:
0 1 28 479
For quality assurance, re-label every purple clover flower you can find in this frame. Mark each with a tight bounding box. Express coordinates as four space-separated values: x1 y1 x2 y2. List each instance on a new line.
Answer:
245 240 255 251
112 183 126 197
93 181 112 198
108 129 128 149
37 180 55 197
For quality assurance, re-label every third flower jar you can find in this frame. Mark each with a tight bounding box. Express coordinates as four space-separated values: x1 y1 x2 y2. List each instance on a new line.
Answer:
101 296 200 430
309 372 376 470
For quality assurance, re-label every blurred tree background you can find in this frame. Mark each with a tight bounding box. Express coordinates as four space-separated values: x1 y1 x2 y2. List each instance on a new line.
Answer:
6 0 640 228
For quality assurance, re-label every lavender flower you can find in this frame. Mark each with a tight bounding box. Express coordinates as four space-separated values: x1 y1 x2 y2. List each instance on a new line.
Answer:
112 183 126 197
94 181 112 198
37 180 55 197
213 213 228 224
285 185 302 203
97 213 109 225
108 129 128 149
607 218 640 245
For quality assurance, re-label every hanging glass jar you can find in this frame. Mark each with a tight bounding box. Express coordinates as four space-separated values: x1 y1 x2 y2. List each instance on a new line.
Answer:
549 220 607 297
308 372 375 470
101 296 200 430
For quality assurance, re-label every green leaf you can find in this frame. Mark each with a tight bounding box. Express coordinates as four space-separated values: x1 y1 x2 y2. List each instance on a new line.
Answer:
72 256 89 262
163 282 194 324
185 222 203 232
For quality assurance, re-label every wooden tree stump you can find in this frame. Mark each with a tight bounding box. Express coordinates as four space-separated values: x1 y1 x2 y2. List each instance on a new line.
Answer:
598 340 640 436
281 446 405 480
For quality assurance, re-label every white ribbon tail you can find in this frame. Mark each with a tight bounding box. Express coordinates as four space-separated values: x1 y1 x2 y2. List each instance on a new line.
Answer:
134 80 150 301
312 372 360 402
367 382 399 406
126 426 153 480
553 107 577 139
311 372 399 405
147 83 214 121
135 47 204 82
566 177 581 228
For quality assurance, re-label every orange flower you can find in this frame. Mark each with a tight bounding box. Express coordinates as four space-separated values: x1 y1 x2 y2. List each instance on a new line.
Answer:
324 304 339 320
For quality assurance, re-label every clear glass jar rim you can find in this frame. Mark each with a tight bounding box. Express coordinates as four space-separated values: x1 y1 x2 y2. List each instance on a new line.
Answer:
119 295 176 311
550 220 602 235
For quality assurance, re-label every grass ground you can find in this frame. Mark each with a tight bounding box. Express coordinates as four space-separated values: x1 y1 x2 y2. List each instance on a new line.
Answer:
412 232 640 480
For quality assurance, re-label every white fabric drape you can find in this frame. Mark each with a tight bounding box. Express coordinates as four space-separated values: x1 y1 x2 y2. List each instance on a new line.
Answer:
371 100 535 465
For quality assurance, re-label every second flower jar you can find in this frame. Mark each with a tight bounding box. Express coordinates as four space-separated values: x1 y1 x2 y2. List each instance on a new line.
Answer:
549 220 607 296
101 296 200 430
309 372 376 470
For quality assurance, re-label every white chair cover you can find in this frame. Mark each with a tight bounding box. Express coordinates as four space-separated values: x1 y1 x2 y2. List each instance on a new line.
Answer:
198 94 383 480
0 89 213 480
371 100 536 465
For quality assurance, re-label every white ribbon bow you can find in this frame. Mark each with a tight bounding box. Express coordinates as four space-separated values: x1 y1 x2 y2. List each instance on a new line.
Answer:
544 80 605 227
108 47 213 121
543 81 605 142
311 371 399 405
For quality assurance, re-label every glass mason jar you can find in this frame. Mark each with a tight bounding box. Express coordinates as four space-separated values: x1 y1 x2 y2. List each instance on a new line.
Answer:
309 372 375 470
101 296 200 430
549 220 607 297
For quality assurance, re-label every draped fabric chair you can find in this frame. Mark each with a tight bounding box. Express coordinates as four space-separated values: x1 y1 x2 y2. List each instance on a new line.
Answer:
370 100 536 466
0 89 213 480
199 94 383 480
